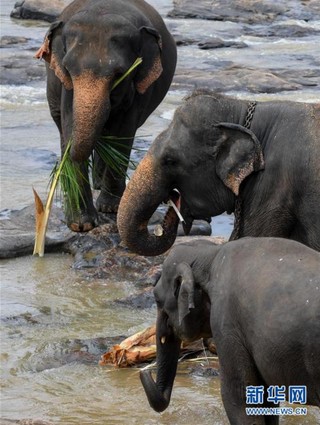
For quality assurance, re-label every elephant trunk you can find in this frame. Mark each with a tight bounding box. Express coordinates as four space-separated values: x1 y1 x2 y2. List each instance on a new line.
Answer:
117 154 179 256
140 310 181 412
70 72 111 162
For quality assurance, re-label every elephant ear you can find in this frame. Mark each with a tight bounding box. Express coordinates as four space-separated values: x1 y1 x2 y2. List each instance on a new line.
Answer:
215 123 265 196
35 21 73 90
174 263 195 325
135 26 163 94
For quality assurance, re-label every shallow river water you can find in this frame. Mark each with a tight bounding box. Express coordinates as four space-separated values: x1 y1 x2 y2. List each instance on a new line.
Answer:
1 0 320 423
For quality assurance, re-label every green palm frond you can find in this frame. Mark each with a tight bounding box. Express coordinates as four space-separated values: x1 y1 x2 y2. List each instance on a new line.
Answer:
95 137 137 178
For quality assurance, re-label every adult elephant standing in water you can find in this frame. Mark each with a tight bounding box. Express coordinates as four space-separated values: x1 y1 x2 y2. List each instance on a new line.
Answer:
36 0 177 231
117 91 320 254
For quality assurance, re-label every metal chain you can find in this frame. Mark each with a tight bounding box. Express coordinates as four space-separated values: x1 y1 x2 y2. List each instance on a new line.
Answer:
243 101 257 129
231 101 257 240
230 198 242 241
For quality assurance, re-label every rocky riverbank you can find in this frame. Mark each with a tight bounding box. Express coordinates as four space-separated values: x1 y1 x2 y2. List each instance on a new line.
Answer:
2 0 320 92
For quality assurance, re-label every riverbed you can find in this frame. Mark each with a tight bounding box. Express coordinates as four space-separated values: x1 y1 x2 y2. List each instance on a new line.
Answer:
1 0 320 423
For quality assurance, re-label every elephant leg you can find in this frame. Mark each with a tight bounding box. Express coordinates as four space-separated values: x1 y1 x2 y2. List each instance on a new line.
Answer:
94 156 126 213
66 162 98 232
94 136 134 213
46 65 62 134
217 341 278 425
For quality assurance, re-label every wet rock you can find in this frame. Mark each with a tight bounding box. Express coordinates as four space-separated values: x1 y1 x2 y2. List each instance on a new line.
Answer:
0 203 215 284
114 287 156 309
169 0 320 23
188 364 220 377
18 336 126 372
174 66 301 93
169 0 287 23
136 264 163 287
1 312 41 326
67 233 115 269
10 0 72 22
2 0 318 94
244 22 320 38
1 420 53 425
198 38 247 50
0 36 30 47
9 0 320 24
0 51 46 85
0 205 74 259
173 34 247 49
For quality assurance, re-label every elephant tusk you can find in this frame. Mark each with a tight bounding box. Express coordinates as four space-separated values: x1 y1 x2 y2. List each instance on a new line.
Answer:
153 194 185 237
161 336 166 344
154 224 164 236
166 199 185 223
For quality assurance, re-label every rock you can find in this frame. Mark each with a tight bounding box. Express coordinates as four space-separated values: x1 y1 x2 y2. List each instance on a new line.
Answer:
244 23 320 38
0 51 46 85
10 0 320 24
10 0 72 22
173 66 301 93
113 287 156 309
168 0 320 23
0 205 74 259
0 204 215 271
173 34 247 49
198 39 247 50
2 0 318 93
0 420 53 425
0 36 29 47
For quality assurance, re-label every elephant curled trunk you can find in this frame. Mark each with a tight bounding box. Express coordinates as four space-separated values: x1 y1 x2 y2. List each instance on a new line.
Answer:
140 310 181 412
117 154 179 256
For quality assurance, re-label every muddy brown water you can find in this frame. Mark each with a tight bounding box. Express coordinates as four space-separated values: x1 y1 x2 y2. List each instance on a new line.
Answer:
1 0 320 423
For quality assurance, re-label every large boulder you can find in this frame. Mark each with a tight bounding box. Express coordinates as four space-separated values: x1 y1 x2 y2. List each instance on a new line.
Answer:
10 0 72 22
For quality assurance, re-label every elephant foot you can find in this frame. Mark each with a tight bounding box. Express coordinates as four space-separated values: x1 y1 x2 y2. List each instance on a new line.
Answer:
67 211 98 232
96 191 121 213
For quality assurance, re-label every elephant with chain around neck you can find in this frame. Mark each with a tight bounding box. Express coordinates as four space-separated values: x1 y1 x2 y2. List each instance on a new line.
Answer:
117 91 320 255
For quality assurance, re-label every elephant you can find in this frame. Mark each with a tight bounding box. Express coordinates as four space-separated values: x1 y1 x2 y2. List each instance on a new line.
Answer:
117 91 320 255
140 237 320 424
35 0 177 231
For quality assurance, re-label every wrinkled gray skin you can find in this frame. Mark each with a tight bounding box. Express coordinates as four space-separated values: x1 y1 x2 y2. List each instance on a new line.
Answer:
36 0 176 231
140 238 320 424
117 91 320 255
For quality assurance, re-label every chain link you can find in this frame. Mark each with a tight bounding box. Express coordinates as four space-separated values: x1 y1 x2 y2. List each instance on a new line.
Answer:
243 101 257 129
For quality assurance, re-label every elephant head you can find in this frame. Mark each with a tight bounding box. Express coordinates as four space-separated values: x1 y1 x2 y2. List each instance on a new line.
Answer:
117 92 264 256
35 12 163 162
140 244 213 411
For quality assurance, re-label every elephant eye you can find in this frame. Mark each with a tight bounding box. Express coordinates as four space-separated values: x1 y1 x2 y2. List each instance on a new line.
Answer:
163 155 177 167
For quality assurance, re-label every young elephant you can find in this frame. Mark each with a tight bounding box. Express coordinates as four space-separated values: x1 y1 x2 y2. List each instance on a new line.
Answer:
140 238 320 424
